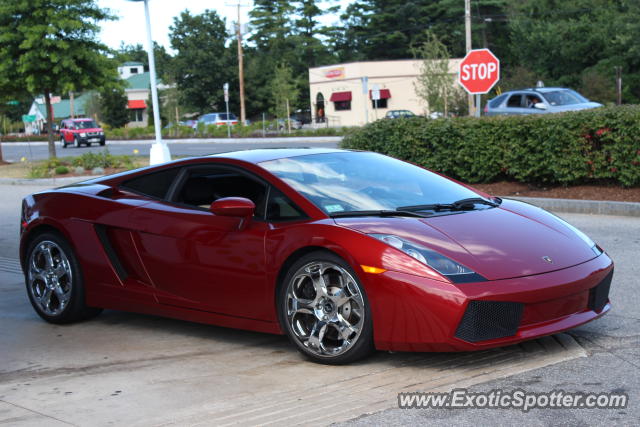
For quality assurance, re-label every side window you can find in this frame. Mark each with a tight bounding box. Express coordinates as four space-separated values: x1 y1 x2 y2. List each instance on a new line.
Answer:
489 94 507 108
174 167 267 216
121 168 181 199
506 95 522 108
266 187 306 222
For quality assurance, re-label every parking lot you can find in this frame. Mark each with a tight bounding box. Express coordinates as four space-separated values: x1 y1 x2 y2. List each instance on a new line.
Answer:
1 183 638 426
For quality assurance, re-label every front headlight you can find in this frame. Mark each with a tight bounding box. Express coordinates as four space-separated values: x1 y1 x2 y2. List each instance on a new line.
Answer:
370 234 485 283
79 132 87 137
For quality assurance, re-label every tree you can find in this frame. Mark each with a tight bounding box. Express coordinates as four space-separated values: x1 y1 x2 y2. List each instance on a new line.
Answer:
270 63 299 119
169 10 234 113
99 86 129 128
0 0 118 158
414 32 460 116
337 0 508 62
116 42 173 82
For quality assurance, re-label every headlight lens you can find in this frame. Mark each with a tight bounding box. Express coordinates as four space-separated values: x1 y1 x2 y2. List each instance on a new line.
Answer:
370 234 484 282
79 132 87 137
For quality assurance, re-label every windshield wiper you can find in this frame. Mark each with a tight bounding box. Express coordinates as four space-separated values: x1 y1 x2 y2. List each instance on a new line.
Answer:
329 210 429 218
397 197 499 213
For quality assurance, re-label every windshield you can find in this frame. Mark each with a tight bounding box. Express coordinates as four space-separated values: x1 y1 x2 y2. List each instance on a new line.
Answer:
260 152 482 214
542 90 588 106
75 120 98 129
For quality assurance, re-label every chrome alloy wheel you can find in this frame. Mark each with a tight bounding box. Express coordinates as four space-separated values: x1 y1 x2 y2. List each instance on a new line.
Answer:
27 240 73 316
285 261 365 357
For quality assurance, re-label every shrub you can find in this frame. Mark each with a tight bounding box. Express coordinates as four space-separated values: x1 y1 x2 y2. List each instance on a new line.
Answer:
341 106 640 187
54 166 69 175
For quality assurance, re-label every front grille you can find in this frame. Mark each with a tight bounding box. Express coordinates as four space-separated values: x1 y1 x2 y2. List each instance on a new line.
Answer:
455 300 524 343
588 270 613 313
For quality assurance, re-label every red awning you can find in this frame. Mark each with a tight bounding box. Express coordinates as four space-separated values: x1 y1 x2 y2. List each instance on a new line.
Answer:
329 91 352 102
127 100 146 109
369 89 391 99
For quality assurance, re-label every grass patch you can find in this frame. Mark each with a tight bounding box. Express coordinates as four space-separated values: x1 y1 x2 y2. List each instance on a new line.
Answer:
0 149 149 179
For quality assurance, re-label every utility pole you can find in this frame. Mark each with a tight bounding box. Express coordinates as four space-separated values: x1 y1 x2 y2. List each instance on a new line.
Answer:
465 0 473 116
227 2 250 125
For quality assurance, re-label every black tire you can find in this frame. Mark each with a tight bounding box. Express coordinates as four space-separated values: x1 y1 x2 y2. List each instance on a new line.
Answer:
277 250 374 364
61 136 67 148
24 232 102 324
74 136 80 148
99 140 105 146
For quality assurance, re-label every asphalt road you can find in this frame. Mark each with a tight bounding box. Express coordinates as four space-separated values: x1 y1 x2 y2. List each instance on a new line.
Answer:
0 182 638 425
0 137 342 162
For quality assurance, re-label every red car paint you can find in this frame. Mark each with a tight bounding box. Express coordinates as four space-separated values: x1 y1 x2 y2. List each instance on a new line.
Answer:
19 149 613 351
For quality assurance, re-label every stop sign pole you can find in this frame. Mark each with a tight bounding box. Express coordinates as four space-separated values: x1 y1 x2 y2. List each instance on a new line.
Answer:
458 49 500 117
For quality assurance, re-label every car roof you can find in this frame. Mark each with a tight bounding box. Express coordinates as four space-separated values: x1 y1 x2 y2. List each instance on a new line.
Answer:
66 118 93 121
209 148 349 164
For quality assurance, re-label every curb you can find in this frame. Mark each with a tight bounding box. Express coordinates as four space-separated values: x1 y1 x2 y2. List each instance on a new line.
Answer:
508 196 640 217
0 176 93 186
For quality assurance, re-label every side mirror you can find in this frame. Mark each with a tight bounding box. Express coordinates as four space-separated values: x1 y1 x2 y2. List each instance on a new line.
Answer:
210 197 255 230
534 102 548 110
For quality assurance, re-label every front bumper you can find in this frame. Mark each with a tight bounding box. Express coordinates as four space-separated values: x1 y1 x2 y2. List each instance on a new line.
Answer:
366 253 613 352
77 135 105 144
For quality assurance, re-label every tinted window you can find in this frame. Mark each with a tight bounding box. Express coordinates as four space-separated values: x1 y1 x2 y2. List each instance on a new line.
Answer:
506 95 522 108
174 167 267 216
543 90 587 106
266 188 306 221
75 120 98 129
489 94 507 108
260 152 480 215
121 168 180 199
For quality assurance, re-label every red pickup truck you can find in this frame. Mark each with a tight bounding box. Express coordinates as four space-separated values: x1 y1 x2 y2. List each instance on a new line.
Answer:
60 118 106 148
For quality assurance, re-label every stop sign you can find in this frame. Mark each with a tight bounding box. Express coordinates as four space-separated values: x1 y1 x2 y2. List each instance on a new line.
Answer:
458 49 500 94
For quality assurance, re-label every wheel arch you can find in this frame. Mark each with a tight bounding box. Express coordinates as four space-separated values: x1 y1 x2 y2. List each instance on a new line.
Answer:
20 221 73 271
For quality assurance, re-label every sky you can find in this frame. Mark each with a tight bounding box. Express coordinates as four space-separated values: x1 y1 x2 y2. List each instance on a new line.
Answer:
97 0 352 53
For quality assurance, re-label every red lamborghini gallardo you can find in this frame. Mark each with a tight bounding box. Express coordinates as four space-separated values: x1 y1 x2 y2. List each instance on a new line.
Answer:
20 149 613 364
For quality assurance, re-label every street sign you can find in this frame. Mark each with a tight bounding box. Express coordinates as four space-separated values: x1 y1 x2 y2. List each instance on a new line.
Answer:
223 82 229 103
22 115 36 123
371 84 381 101
458 49 500 94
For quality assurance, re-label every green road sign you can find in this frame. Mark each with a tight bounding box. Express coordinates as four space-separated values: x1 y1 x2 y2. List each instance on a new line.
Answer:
22 114 36 123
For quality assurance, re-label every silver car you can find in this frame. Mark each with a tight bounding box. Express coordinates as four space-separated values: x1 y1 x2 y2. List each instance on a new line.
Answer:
484 88 602 116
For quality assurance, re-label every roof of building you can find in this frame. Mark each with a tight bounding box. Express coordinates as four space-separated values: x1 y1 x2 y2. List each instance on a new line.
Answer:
33 92 94 121
125 71 151 90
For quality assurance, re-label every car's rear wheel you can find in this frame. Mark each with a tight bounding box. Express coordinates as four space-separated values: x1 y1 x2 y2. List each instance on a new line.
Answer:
278 251 373 364
25 232 102 324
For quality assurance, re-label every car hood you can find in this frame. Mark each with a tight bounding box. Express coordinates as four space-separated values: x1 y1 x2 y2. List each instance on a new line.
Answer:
334 199 597 280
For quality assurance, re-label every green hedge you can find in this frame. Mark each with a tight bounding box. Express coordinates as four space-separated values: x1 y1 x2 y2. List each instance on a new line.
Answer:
341 106 640 187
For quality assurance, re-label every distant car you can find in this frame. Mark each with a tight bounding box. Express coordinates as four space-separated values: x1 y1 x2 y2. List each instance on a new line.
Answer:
385 110 416 119
196 113 239 128
278 117 303 130
485 88 602 116
60 118 105 148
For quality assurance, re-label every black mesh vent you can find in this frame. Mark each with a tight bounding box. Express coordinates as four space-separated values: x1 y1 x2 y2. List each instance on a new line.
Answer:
455 300 524 343
588 270 613 313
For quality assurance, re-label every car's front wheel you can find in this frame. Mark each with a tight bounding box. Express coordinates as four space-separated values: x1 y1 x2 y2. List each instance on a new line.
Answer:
61 136 67 148
278 251 374 364
25 232 102 324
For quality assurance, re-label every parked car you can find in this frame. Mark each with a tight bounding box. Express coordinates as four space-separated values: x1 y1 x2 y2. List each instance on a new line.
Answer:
485 88 602 116
20 149 613 364
278 117 303 130
59 118 105 148
195 112 239 128
385 110 416 119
